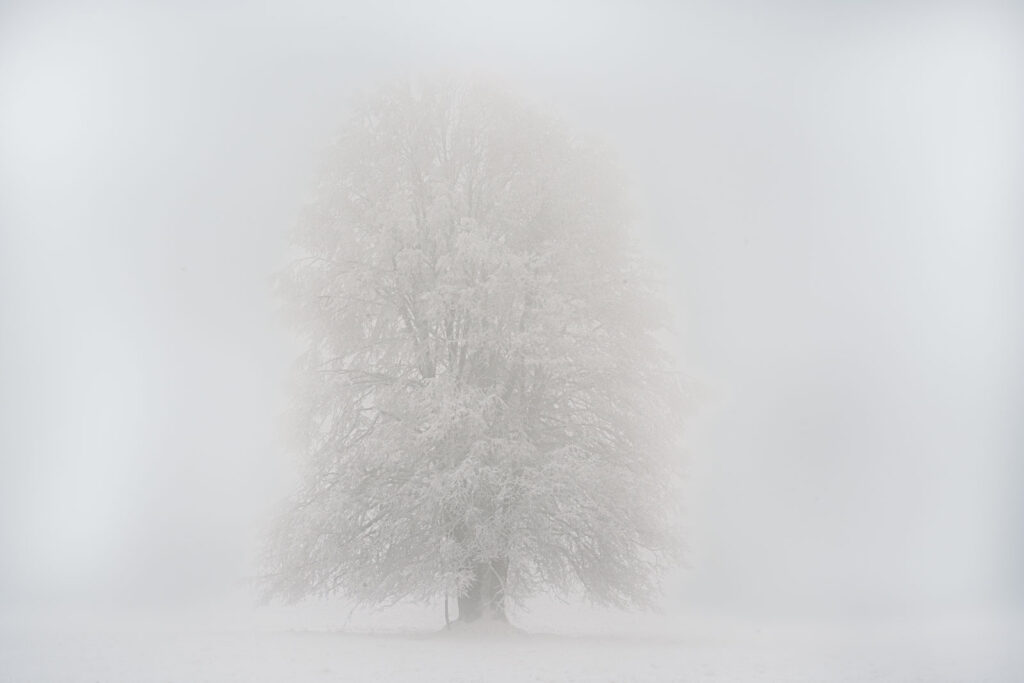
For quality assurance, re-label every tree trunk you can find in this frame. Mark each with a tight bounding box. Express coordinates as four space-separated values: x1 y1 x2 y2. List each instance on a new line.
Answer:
457 559 508 623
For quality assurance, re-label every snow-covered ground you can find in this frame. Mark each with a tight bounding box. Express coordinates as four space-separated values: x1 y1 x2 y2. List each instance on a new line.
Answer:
2 601 1021 682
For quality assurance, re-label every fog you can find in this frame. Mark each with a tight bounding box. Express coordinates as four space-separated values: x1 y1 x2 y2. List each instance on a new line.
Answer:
1 0 1021 651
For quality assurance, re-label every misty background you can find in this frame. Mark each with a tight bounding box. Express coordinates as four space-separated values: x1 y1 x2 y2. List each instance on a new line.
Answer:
1 1 1021 621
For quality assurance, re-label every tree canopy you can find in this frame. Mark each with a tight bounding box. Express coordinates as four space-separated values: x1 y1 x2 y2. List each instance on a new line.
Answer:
264 79 687 622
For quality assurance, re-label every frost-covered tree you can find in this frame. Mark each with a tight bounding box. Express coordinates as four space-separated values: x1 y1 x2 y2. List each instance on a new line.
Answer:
265 79 687 624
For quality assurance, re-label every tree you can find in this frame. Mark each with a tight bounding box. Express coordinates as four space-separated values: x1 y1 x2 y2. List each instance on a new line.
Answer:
264 79 687 625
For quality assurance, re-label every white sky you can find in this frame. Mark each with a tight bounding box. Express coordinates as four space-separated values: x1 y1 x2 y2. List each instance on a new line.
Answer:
1 0 1021 617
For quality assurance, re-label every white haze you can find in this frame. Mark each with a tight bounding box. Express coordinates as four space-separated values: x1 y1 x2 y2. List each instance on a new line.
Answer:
1 0 1022 678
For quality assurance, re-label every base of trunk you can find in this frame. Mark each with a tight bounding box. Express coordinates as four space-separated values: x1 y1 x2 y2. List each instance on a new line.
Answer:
441 618 523 637
456 559 508 623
